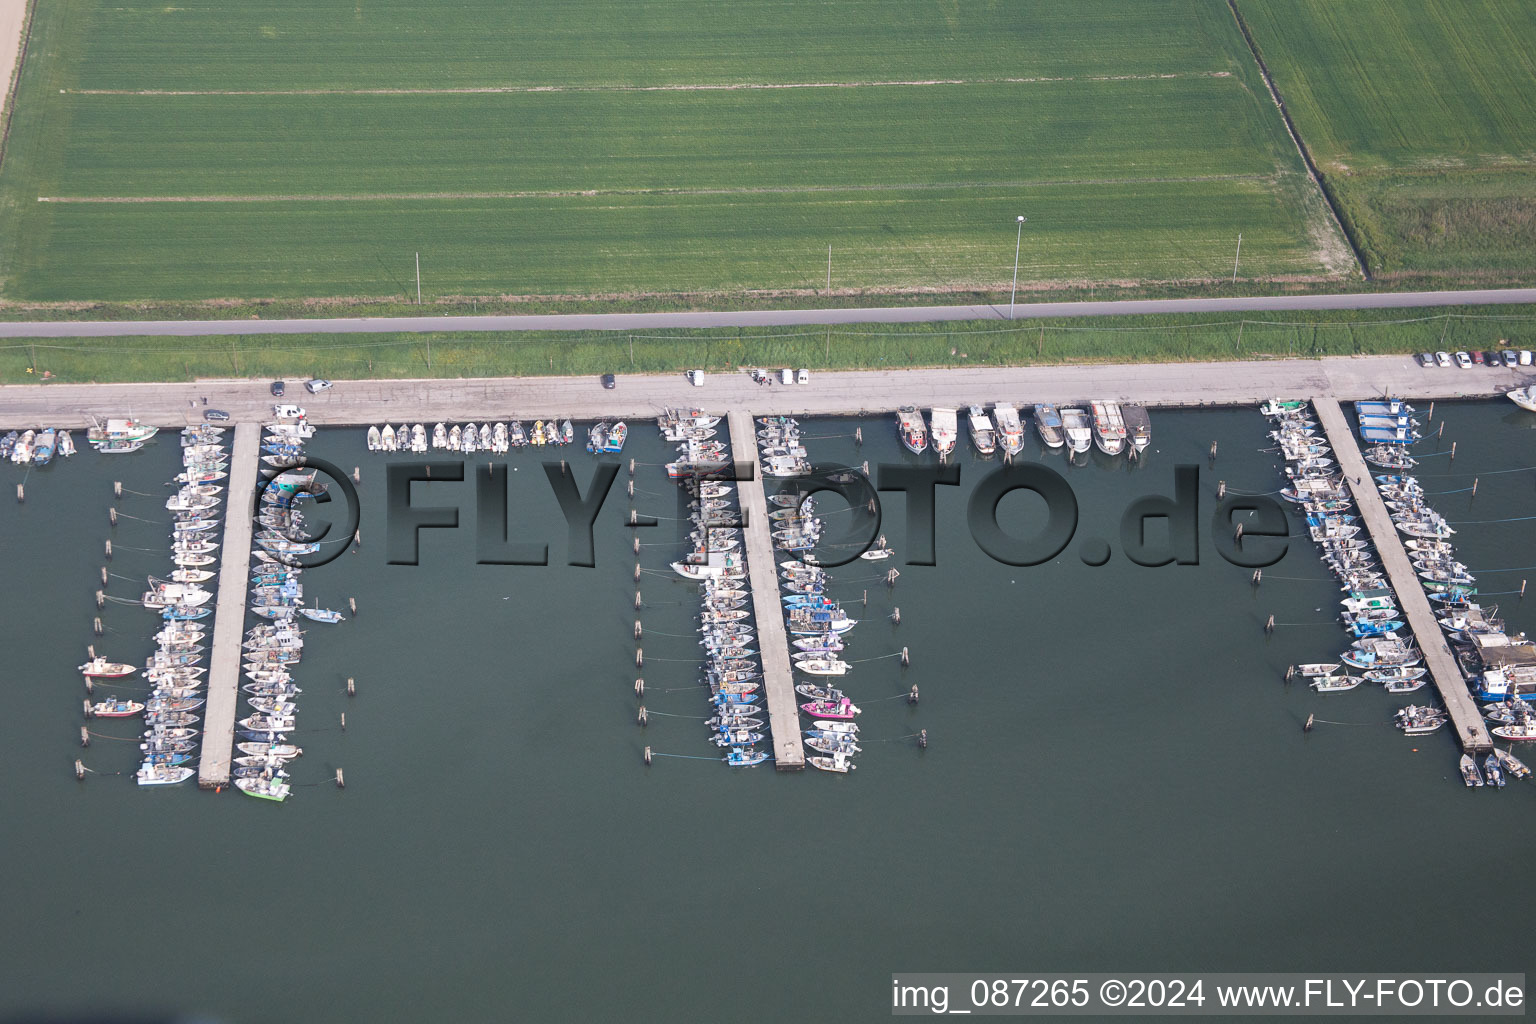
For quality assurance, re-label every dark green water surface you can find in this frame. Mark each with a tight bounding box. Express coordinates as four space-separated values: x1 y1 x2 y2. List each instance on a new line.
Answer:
2 400 1533 1022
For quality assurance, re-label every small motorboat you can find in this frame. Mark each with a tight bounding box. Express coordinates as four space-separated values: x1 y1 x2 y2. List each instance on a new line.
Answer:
805 735 861 756
1293 663 1340 677
298 607 344 624
1495 748 1531 780
723 747 769 767
236 775 292 802
793 657 850 676
237 741 302 758
809 720 859 734
795 683 846 701
1483 753 1506 788
137 763 195 786
807 752 856 773
90 698 145 718
1460 753 1485 787
800 698 860 719
78 657 137 678
1309 674 1362 693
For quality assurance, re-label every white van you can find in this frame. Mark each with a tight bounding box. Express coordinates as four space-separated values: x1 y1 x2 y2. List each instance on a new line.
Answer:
780 368 794 385
796 368 809 384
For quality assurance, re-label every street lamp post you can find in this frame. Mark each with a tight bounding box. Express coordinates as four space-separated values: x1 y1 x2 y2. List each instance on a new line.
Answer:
1010 215 1027 320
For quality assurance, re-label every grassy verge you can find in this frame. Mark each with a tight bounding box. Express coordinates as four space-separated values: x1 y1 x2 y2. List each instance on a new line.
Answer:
6 304 1536 385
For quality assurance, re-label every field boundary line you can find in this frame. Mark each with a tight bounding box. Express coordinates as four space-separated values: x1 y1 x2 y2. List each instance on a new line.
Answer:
61 70 1234 97
1227 0 1369 280
0 0 36 173
36 173 1285 205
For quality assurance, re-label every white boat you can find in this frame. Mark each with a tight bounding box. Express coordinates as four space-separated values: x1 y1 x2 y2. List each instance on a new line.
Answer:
896 407 927 454
993 403 1026 455
1122 405 1151 454
432 423 448 448
367 425 381 450
1507 385 1536 413
792 657 850 676
1310 674 1362 693
236 775 292 802
1090 401 1127 456
136 763 194 786
967 405 996 456
929 408 958 460
1059 407 1092 453
807 751 856 773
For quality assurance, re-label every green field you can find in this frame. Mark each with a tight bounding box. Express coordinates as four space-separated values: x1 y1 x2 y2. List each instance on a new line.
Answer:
6 305 1535 385
1238 0 1536 279
0 0 1351 304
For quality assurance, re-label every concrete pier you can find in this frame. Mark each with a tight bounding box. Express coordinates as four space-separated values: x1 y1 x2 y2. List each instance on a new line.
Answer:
196 421 258 788
726 411 805 771
1311 398 1493 753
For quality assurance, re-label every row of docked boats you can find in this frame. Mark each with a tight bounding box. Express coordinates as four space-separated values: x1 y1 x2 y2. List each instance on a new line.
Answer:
3 427 77 466
660 409 732 480
125 423 228 786
664 417 769 767
896 402 1150 460
242 407 348 801
755 415 811 477
365 419 603 454
1266 400 1427 705
763 416 866 773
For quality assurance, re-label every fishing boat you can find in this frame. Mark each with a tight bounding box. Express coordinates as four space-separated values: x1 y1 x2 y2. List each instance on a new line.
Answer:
793 658 850 676
805 736 861 756
1482 752 1506 788
1059 407 1092 453
32 428 56 466
1364 666 1428 685
967 405 997 456
1491 721 1536 741
298 607 344 624
1460 754 1485 787
711 728 766 747
896 407 927 454
800 698 860 719
236 775 292 802
144 696 205 713
807 752 856 773
1294 663 1341 677
1090 402 1127 456
1310 674 1362 692
1495 748 1531 780
1029 404 1064 450
237 741 302 758
723 747 769 767
809 720 859 734
136 763 195 786
993 403 1026 455
1122 405 1151 455
78 657 136 678
1395 705 1447 735
929 407 958 460
57 430 76 457
90 698 145 717
94 438 146 455
88 418 159 445
794 683 846 701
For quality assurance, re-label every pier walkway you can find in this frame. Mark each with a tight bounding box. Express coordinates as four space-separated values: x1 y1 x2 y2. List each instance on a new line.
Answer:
196 422 257 788
1311 398 1492 754
726 411 805 771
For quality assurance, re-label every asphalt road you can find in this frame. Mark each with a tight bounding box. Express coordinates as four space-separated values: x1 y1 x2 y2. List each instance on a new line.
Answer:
2 287 1536 338
1 354 1527 429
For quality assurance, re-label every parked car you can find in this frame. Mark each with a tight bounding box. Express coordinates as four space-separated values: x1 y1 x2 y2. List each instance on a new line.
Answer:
1435 351 1452 367
779 368 794 385
304 378 333 394
601 373 616 390
270 380 285 397
1500 350 1518 367
1455 351 1473 369
1416 352 1434 367
1483 351 1501 367
686 370 705 386
796 368 809 384
203 409 230 422
1471 350 1484 365
1521 350 1534 366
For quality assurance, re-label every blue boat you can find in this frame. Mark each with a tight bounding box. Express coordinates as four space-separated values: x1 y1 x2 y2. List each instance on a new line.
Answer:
162 605 213 621
1349 618 1403 638
723 746 769 767
710 692 759 706
31 428 56 466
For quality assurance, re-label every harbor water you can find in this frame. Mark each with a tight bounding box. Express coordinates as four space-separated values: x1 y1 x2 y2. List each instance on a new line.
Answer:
2 400 1533 1022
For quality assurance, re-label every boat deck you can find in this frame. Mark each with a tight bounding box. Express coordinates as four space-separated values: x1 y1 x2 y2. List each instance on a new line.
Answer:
196 421 257 788
726 410 805 771
1311 397 1493 754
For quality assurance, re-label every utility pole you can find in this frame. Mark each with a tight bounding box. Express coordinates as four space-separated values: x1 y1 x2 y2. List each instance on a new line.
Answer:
1010 215 1026 319
826 245 832 294
415 252 422 305
1231 233 1242 284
